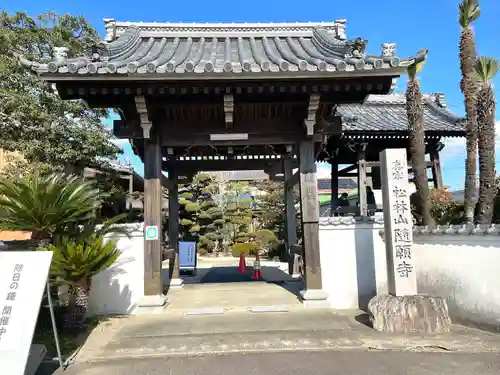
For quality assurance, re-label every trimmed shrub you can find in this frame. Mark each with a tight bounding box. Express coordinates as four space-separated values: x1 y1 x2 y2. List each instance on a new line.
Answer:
231 242 260 257
255 229 278 248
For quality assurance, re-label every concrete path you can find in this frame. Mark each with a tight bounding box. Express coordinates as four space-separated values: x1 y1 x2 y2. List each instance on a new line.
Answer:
54 350 500 375
165 282 303 313
70 309 500 366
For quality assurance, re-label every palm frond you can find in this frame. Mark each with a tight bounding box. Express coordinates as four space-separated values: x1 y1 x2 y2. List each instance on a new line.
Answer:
45 234 120 284
459 0 480 29
473 56 499 84
0 173 101 237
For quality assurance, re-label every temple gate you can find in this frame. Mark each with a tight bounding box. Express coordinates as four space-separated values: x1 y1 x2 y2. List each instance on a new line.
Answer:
22 19 463 308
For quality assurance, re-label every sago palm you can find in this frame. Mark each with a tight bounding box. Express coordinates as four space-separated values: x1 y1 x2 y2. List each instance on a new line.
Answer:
459 0 480 222
473 57 498 224
45 234 120 328
0 173 101 247
406 49 433 226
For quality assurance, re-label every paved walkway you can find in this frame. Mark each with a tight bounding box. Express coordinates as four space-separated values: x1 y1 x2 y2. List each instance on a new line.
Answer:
70 309 500 365
161 256 303 314
52 351 500 375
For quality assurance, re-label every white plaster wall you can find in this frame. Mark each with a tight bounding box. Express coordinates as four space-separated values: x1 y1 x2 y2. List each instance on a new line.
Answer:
318 220 387 309
87 223 144 316
319 219 500 329
414 234 500 329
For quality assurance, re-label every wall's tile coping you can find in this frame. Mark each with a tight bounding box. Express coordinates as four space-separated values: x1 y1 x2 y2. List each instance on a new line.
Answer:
413 224 500 236
318 216 384 226
319 217 500 236
100 222 144 238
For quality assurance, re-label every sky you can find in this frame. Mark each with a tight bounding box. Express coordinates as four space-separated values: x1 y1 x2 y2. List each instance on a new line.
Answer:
5 0 500 190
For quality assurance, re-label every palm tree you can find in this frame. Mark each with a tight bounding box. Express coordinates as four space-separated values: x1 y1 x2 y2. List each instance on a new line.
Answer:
0 173 101 247
46 234 120 329
406 49 433 225
473 57 498 224
459 0 481 223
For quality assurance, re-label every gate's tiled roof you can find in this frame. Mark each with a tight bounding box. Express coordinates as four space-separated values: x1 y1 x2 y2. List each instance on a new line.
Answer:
337 93 465 134
20 20 413 79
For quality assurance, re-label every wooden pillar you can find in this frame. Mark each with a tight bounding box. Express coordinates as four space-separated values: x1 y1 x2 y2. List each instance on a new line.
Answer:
371 166 382 190
357 144 368 217
330 160 339 215
429 148 444 189
141 136 166 305
283 158 297 252
298 139 328 307
168 165 183 288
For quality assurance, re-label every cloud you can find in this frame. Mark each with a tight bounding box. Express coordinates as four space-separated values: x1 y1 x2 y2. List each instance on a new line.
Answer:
440 121 500 165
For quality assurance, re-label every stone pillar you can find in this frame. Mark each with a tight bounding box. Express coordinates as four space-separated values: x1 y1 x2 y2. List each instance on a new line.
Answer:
139 136 167 307
368 148 450 333
168 166 183 289
330 160 339 215
283 158 297 261
298 140 328 308
379 148 417 296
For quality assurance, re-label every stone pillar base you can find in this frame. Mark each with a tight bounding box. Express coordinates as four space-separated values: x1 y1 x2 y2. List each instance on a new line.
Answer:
368 294 451 334
300 289 329 308
138 294 168 307
169 278 184 289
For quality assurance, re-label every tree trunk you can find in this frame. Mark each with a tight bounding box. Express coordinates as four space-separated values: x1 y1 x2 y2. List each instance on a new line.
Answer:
63 278 91 330
406 78 433 226
459 27 479 223
475 85 497 224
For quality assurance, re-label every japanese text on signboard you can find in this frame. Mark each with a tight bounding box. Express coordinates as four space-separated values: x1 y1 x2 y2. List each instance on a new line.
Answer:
0 264 24 341
390 160 413 278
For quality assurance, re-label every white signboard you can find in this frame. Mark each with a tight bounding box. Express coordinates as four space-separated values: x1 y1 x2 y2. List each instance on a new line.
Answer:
0 251 53 375
179 241 197 270
144 225 159 241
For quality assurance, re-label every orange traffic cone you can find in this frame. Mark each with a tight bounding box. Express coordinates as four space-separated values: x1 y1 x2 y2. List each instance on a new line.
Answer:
251 255 262 280
238 254 247 273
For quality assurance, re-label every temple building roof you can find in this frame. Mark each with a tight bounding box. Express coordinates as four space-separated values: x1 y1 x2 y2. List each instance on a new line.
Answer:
337 93 465 135
20 19 413 80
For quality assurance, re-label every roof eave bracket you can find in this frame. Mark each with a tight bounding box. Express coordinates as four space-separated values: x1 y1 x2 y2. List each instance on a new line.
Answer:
134 96 152 138
304 94 321 136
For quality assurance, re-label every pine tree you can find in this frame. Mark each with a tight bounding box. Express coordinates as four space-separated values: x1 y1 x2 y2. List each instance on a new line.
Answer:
177 173 225 254
221 181 255 244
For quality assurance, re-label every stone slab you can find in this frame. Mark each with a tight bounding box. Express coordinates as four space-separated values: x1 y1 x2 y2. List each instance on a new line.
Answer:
368 294 451 333
300 289 329 308
248 305 290 313
184 308 225 316
169 278 184 289
137 294 168 307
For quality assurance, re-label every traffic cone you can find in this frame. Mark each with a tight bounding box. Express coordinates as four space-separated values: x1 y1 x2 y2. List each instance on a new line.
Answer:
238 254 247 273
251 254 262 280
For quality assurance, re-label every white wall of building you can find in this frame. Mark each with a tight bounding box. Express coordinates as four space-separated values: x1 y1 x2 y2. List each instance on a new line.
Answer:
319 218 500 329
87 224 146 316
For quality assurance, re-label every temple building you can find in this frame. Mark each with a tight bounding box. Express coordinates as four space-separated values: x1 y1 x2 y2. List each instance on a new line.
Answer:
21 19 465 308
